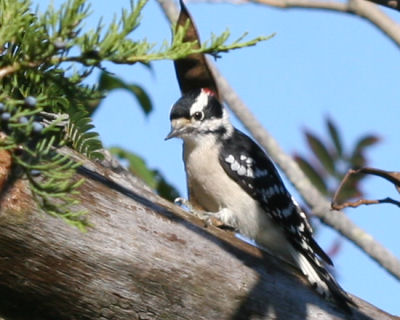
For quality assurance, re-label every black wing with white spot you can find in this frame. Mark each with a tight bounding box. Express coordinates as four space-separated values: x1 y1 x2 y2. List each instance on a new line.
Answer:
218 129 333 266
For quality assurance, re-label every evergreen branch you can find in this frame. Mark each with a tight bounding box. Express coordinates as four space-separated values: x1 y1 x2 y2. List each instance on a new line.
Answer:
0 0 269 228
1 0 271 78
0 32 271 75
65 110 104 160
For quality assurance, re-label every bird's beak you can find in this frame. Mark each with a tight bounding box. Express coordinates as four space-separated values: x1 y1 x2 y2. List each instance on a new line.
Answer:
165 128 179 140
165 118 190 141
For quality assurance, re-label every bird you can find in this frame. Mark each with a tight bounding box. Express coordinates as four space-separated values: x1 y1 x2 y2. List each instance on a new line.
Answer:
165 87 355 312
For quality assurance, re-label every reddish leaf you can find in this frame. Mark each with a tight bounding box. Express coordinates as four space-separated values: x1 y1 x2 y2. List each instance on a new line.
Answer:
326 117 342 158
350 152 366 169
305 130 336 175
294 155 329 195
353 135 380 154
350 135 379 168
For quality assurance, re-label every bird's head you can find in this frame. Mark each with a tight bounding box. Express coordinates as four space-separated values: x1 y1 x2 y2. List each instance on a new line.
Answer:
165 88 233 142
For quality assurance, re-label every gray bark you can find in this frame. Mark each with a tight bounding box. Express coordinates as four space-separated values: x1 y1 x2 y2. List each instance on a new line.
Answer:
0 149 397 320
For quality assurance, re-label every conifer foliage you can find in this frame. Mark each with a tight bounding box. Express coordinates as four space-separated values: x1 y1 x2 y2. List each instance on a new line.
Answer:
0 0 268 229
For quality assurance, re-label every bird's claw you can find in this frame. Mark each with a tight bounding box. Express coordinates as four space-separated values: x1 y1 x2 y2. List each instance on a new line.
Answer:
174 197 193 211
195 211 215 227
174 197 223 227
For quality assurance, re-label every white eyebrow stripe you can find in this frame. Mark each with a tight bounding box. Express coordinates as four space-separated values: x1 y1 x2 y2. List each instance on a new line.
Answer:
190 90 209 115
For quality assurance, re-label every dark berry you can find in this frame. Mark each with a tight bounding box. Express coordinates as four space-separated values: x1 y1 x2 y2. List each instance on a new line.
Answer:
32 122 44 133
30 169 41 177
25 96 37 107
1 112 11 121
19 116 28 124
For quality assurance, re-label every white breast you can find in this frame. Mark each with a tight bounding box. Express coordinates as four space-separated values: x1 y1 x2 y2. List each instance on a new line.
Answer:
182 136 291 257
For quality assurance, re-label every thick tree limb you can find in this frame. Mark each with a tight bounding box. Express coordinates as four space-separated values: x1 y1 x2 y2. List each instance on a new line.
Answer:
156 0 400 281
0 148 398 320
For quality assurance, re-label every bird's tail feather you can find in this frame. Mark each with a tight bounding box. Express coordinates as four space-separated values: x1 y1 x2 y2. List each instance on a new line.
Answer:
291 249 356 313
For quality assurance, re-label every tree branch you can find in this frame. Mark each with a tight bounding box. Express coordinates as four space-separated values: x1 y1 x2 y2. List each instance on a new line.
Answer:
156 0 400 281
332 168 400 210
332 197 400 209
0 147 398 319
192 0 400 49
0 63 20 80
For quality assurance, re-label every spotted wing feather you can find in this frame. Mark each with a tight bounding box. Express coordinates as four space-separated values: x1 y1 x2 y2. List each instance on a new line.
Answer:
218 129 332 266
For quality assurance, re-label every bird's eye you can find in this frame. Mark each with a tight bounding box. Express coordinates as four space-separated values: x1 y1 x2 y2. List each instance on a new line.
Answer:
193 111 204 121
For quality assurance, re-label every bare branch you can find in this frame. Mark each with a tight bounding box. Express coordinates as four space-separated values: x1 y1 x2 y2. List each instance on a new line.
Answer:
250 0 350 11
346 0 400 48
332 168 400 210
192 0 400 49
332 197 400 210
156 0 400 281
355 167 400 189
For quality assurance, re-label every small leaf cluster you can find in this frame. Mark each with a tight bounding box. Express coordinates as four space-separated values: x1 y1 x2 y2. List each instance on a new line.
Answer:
294 118 380 203
170 21 273 61
203 31 275 59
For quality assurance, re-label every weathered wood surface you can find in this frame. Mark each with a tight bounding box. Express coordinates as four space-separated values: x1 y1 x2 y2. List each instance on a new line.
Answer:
0 148 398 320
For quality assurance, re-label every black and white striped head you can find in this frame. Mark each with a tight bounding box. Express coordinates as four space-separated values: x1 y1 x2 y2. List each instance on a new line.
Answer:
165 88 233 141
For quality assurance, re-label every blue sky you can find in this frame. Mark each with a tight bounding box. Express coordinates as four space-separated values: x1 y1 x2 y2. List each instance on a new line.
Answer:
39 0 400 315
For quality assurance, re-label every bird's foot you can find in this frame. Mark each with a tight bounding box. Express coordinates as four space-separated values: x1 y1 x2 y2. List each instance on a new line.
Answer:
174 197 194 211
174 197 226 228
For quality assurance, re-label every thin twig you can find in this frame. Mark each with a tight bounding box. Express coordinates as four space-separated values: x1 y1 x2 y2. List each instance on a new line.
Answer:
333 197 400 210
0 63 20 80
332 167 400 210
332 169 358 208
156 0 400 281
357 167 400 190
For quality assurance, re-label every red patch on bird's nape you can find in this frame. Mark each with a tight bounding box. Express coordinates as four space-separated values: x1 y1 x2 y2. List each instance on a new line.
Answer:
202 88 215 96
